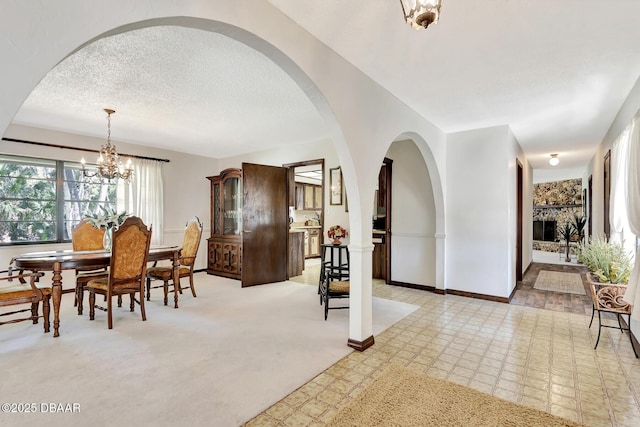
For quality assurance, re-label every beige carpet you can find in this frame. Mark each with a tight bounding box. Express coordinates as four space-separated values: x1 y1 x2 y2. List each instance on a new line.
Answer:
0 271 418 427
327 364 585 427
533 270 586 295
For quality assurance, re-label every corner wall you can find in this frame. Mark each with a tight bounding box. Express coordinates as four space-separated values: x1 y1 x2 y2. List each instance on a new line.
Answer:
446 125 522 298
387 139 436 286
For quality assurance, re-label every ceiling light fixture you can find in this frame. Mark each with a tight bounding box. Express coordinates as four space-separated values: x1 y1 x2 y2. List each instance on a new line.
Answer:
81 109 133 183
549 154 560 166
400 0 442 30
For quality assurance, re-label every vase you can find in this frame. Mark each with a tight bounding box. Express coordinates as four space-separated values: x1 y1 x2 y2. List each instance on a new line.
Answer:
103 228 112 251
332 237 342 245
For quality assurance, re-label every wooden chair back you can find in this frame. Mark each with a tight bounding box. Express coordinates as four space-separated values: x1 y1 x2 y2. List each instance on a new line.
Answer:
72 219 105 251
180 217 203 267
109 216 152 291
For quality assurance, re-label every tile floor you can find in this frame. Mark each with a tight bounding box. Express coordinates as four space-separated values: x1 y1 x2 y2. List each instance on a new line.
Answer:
247 262 640 427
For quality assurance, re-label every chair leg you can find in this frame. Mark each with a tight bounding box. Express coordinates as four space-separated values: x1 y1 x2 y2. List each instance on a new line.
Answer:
130 294 135 312
31 302 39 324
189 273 197 298
77 283 84 315
594 310 603 349
140 290 147 321
163 279 169 306
589 303 595 328
616 313 624 332
324 289 329 320
89 292 95 321
117 295 122 308
42 295 50 333
146 277 151 301
107 294 113 329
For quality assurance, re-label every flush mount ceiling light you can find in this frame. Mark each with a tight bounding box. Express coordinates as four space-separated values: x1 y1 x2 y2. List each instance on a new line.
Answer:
400 0 443 30
81 108 133 183
549 154 560 166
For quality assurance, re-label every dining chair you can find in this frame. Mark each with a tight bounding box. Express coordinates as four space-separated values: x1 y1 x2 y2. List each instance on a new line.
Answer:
72 219 109 314
146 216 202 305
86 216 152 329
0 270 50 333
589 281 638 358
319 267 350 320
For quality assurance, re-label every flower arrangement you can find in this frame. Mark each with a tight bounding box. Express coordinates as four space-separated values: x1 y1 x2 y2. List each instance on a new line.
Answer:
577 236 633 284
84 205 130 230
327 225 348 244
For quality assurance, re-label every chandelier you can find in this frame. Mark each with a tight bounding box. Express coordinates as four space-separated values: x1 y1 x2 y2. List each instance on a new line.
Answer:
81 108 133 183
400 0 442 30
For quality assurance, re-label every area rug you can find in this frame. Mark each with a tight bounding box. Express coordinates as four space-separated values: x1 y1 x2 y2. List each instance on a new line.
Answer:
533 270 586 295
327 364 585 427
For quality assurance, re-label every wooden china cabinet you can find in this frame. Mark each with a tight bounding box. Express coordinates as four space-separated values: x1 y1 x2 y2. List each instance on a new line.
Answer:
207 168 242 279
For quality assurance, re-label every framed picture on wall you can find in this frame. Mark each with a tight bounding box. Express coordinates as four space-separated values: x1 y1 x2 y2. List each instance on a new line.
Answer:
330 166 343 205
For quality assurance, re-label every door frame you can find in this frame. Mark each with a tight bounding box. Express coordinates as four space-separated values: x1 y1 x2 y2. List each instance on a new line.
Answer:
282 158 325 247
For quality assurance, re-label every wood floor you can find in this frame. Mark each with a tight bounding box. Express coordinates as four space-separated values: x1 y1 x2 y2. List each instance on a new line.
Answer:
510 262 592 316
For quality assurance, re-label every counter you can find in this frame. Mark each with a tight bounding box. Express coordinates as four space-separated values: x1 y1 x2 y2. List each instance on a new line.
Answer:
288 230 305 276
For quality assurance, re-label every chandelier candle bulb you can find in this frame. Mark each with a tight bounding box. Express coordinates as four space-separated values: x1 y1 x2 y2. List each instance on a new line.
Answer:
81 108 134 183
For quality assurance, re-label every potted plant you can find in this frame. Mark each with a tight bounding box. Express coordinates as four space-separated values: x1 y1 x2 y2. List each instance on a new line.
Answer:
84 206 130 250
573 214 587 244
577 236 633 284
327 225 348 245
558 222 576 262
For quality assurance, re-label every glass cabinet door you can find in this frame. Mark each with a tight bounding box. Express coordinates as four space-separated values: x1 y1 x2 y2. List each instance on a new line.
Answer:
213 182 220 235
223 177 242 235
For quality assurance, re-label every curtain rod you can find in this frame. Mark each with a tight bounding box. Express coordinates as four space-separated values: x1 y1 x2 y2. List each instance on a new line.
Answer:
2 137 170 163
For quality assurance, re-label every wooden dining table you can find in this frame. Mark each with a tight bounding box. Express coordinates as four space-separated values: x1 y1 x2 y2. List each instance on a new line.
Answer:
10 245 181 337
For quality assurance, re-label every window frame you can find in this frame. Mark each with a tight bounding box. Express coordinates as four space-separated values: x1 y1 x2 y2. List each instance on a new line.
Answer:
0 154 117 246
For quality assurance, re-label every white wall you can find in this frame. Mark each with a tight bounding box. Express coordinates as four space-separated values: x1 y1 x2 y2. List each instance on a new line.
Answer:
0 124 216 271
217 138 349 245
386 139 436 286
446 125 514 298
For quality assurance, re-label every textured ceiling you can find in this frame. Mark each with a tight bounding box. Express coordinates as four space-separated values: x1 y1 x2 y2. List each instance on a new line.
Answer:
11 1 640 171
12 26 328 159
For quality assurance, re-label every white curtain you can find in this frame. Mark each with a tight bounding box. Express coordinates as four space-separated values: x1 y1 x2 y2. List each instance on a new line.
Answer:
623 113 640 319
119 158 164 246
609 126 631 246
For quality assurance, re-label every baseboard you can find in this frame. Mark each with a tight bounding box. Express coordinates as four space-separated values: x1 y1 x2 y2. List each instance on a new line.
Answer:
445 289 510 304
388 280 435 292
508 285 518 302
347 335 375 352
194 268 207 273
388 281 508 303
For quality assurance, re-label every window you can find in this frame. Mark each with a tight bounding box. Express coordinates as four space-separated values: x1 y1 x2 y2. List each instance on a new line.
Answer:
0 154 117 244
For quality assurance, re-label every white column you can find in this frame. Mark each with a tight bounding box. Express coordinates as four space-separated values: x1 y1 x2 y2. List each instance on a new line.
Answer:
348 243 374 347
435 233 446 291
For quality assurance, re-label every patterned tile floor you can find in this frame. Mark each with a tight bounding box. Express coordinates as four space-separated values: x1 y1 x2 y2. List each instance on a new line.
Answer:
247 264 640 427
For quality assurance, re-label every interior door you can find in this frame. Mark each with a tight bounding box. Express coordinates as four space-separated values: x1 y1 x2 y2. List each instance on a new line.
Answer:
241 163 288 287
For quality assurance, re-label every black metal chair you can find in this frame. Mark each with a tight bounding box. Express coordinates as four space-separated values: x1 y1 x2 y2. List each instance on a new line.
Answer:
319 266 350 320
318 244 349 297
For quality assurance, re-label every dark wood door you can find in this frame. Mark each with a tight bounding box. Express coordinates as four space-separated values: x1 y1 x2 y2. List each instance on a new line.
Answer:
241 163 288 287
603 150 611 239
516 160 523 282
